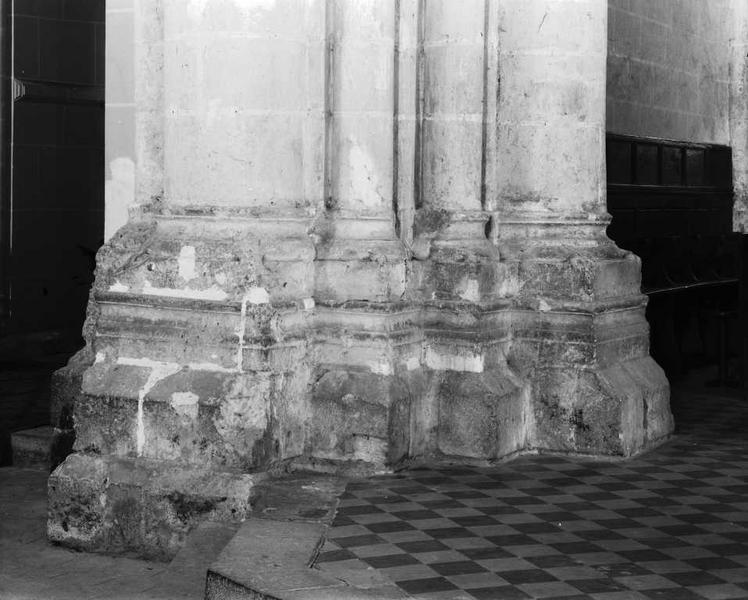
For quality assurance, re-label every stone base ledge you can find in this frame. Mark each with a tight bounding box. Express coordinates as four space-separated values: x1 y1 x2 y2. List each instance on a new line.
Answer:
48 453 262 560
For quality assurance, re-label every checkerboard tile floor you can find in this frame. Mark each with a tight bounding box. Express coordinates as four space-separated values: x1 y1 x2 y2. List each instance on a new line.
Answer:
314 389 748 599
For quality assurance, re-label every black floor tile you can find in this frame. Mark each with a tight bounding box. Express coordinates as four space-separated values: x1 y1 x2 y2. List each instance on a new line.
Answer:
396 540 450 554
395 576 458 594
429 560 487 576
364 520 415 534
362 553 420 569
567 578 625 593
466 586 532 599
499 569 558 584
662 570 728 586
460 546 513 560
422 527 478 539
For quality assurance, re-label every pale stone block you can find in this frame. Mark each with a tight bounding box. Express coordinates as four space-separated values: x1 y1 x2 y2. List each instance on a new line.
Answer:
496 122 604 213
162 0 322 41
422 0 484 44
421 118 482 211
499 0 606 56
105 9 134 104
164 37 311 112
164 111 319 208
333 42 393 113
331 0 395 44
500 74 603 126
423 43 484 116
329 113 393 213
396 47 418 104
397 0 420 50
607 0 732 144
107 0 134 9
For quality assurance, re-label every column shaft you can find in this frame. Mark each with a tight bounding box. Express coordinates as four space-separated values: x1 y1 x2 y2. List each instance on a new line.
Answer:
496 0 673 457
496 0 607 219
314 0 406 302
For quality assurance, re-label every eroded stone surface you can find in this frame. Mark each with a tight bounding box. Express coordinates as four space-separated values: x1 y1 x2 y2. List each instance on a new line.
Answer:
48 454 260 560
51 0 674 560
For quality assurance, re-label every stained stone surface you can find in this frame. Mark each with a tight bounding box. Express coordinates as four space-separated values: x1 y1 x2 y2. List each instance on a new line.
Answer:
49 0 673 559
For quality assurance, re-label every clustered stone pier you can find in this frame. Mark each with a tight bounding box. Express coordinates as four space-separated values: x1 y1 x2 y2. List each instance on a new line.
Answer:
48 0 673 559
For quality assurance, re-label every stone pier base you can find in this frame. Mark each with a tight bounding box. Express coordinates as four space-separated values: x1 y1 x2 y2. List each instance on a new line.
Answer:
47 212 672 558
49 0 674 558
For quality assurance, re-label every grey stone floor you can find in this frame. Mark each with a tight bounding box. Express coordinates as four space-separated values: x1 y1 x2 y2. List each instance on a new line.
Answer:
0 467 209 600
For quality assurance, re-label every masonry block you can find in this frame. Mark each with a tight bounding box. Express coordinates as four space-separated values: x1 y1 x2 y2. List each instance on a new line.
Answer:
48 453 259 560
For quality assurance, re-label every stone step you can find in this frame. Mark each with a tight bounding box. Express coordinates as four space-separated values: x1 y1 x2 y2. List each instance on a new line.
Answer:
48 453 260 559
204 474 407 599
146 520 239 598
10 426 74 471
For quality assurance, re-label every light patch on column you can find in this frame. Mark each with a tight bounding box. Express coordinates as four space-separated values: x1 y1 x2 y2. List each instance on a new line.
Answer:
117 357 182 456
188 362 237 373
178 246 197 282
348 145 383 209
369 360 393 376
235 292 252 371
187 0 277 22
459 279 481 302
424 347 484 373
108 281 129 293
170 392 199 420
351 435 387 466
246 286 270 304
142 281 228 301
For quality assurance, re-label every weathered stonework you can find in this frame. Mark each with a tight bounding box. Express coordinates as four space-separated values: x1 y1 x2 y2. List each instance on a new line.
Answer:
50 0 674 558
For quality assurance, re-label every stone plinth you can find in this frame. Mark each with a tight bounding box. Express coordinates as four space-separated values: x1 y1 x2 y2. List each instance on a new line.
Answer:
49 0 673 558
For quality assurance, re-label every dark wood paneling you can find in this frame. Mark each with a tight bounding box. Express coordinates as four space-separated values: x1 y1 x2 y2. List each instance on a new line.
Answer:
606 134 739 382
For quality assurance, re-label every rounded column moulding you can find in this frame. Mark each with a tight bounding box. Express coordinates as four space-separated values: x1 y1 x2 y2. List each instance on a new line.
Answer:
496 0 673 459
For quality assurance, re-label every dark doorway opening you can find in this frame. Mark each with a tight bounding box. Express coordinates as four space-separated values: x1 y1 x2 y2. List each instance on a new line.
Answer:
0 0 104 465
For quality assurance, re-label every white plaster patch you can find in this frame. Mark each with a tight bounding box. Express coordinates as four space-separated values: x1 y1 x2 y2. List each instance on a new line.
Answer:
116 357 182 456
178 246 197 282
369 361 392 376
94 351 106 364
405 356 420 371
459 279 481 302
187 361 237 373
352 435 387 465
424 347 484 373
235 293 252 371
302 297 315 311
246 286 270 305
142 281 228 301
215 272 228 286
170 391 199 420
108 281 129 293
538 299 551 312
